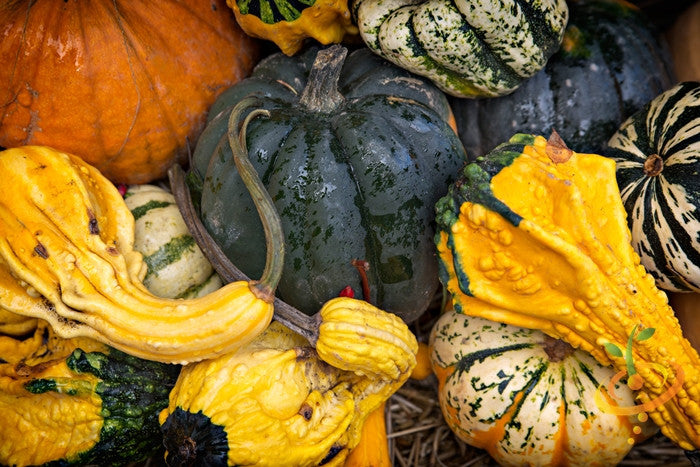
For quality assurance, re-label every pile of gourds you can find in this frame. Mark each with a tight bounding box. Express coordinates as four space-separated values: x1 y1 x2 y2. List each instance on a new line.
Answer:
0 0 699 466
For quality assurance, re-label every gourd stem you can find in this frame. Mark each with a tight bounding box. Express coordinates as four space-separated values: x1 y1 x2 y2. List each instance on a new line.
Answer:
226 97 283 301
643 153 664 176
169 164 250 283
298 44 347 113
168 102 320 345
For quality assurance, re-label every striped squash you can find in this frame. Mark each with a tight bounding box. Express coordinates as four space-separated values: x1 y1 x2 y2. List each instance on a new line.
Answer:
450 0 675 158
429 308 657 467
124 184 222 299
351 0 569 97
607 81 700 292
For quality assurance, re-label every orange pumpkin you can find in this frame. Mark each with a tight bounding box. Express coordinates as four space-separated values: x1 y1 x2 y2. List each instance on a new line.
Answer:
0 0 259 184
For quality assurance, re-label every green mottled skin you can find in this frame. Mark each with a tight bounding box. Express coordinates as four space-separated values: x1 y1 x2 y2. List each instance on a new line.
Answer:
26 348 180 466
142 235 197 280
237 0 317 23
450 0 675 157
190 46 466 322
129 200 171 221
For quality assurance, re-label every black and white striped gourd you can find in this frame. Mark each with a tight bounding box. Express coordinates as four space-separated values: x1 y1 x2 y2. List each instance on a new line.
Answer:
125 184 222 299
607 81 700 292
351 0 569 98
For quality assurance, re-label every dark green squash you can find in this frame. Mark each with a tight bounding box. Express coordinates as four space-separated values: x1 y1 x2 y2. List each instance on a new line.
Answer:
606 81 700 292
450 0 675 157
188 45 467 322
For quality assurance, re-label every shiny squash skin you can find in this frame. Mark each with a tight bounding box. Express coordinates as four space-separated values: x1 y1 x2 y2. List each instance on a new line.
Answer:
190 45 467 322
451 0 675 157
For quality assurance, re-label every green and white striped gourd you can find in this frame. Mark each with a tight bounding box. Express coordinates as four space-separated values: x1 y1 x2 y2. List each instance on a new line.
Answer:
606 81 700 292
124 184 222 299
351 0 569 98
429 307 657 467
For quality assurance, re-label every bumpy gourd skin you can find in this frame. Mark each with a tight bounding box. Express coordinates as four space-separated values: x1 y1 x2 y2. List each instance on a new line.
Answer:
315 297 418 380
0 146 274 364
0 323 105 466
0 321 180 466
160 298 417 466
435 133 700 450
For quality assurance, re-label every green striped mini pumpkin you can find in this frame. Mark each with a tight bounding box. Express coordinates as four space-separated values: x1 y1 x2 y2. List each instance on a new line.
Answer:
607 81 700 292
351 0 569 97
429 308 656 467
124 184 222 299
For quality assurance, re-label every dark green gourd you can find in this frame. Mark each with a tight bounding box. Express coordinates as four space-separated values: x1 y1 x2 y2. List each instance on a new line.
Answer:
450 0 675 157
189 45 467 322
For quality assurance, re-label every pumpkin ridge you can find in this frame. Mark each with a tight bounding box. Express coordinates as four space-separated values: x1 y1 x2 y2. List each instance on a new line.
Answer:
102 1 146 159
471 364 548 447
514 0 565 60
336 129 386 306
647 181 700 289
416 3 523 90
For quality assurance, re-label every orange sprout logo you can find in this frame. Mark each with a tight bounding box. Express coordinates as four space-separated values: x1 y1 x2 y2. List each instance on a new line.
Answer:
595 324 685 444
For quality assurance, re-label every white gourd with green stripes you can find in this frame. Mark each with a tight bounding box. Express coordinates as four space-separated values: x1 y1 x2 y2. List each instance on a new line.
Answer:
352 0 569 97
429 309 658 466
124 184 222 299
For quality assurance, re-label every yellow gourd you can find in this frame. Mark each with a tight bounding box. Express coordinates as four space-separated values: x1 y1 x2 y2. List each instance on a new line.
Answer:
0 259 37 336
159 297 417 466
0 321 181 466
434 133 700 450
410 341 434 380
227 0 357 55
0 99 287 364
0 323 106 465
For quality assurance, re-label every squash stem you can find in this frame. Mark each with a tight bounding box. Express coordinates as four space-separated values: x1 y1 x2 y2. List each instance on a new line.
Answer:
226 97 284 302
299 44 347 113
168 162 320 344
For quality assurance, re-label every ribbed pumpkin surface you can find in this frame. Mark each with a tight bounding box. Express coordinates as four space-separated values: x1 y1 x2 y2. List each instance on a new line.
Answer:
0 0 259 184
352 0 569 97
607 81 700 292
191 46 466 322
